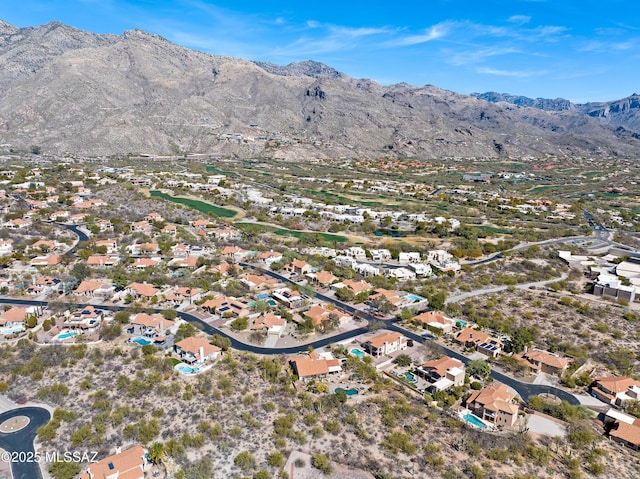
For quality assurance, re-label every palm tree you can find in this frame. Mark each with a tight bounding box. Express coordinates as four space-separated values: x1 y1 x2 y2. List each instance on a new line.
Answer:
148 441 166 466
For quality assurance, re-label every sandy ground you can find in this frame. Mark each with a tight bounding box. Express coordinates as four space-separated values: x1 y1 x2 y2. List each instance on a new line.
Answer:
283 451 374 479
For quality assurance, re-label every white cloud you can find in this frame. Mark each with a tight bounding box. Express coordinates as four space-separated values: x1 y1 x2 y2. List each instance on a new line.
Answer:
508 15 531 25
392 24 448 46
476 67 547 77
447 47 521 66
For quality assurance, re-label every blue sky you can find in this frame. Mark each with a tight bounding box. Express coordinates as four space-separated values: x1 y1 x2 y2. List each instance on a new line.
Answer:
1 0 638 102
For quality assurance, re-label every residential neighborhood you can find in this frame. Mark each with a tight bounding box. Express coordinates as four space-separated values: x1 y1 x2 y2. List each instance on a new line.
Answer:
0 155 638 479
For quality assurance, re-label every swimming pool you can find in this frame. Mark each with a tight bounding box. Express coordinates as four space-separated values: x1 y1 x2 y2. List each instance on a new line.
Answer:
456 320 467 328
175 363 201 375
55 331 78 340
0 326 24 336
350 348 365 358
335 387 358 396
131 337 152 346
403 372 417 383
257 293 270 299
462 413 487 429
405 293 424 302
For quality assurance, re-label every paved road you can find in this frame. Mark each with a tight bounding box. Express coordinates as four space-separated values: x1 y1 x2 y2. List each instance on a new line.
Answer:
445 272 569 304
0 263 580 405
0 407 51 479
388 324 580 405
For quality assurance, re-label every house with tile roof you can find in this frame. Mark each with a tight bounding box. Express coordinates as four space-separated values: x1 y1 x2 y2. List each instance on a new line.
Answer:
272 288 304 308
413 311 456 334
202 297 250 318
305 270 338 287
258 250 283 266
340 279 372 295
95 239 119 254
130 313 176 338
362 331 408 357
64 306 103 331
283 259 312 276
30 254 61 267
466 384 520 428
75 280 115 298
251 313 286 336
591 376 640 407
0 307 31 328
522 349 571 376
79 445 147 479
125 282 159 299
174 336 221 365
87 255 120 267
455 327 503 358
417 356 465 392
290 352 342 381
608 420 640 451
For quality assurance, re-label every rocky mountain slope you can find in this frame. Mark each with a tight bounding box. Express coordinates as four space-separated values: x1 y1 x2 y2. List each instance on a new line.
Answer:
1 20 640 159
474 91 640 133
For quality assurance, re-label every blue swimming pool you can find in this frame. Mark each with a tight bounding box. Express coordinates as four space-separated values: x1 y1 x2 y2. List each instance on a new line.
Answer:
456 320 467 328
55 331 78 340
131 337 152 346
350 348 365 358
257 293 270 299
335 387 358 396
403 372 417 383
405 294 424 302
175 363 201 375
462 413 487 429
0 326 24 336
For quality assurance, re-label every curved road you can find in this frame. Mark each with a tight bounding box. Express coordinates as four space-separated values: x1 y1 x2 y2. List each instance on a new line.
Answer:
0 407 51 479
0 271 579 405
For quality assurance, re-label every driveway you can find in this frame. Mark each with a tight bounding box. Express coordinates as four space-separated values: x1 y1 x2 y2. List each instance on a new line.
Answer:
526 412 566 437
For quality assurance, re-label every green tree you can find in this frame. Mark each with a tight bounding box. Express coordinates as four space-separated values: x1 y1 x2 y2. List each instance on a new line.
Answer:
210 334 232 351
231 316 249 331
70 262 90 281
428 291 447 311
267 451 285 468
394 354 412 367
234 451 256 471
113 311 131 324
311 453 332 474
467 359 491 378
509 326 538 353
175 322 196 341
148 441 166 465
49 460 81 479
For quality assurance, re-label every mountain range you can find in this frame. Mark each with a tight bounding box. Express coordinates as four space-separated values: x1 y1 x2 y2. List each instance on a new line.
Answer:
2 20 640 159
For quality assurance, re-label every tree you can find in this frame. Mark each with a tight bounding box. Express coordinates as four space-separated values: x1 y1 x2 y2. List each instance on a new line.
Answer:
175 322 196 341
114 311 131 324
335 287 355 302
467 359 491 378
161 309 177 320
100 322 121 341
210 334 232 351
49 461 81 479
231 316 249 331
148 441 166 465
311 453 332 474
70 262 90 281
509 326 538 353
395 354 412 367
428 291 447 311
234 451 256 471
267 451 285 468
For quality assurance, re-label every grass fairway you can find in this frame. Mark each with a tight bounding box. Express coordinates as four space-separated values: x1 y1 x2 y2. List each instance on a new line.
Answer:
236 222 348 243
150 190 238 218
